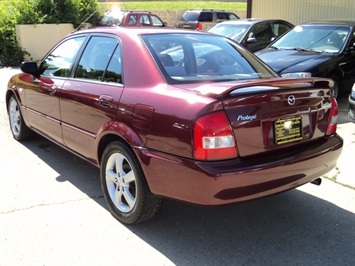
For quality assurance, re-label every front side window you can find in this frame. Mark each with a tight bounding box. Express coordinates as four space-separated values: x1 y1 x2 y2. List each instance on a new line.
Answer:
41 36 85 77
151 15 164 26
142 33 277 84
208 24 248 42
250 23 272 42
347 30 355 48
75 36 118 81
217 12 239 21
271 22 292 37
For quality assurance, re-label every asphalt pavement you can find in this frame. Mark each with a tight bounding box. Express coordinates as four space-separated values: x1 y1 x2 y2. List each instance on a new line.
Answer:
0 67 354 266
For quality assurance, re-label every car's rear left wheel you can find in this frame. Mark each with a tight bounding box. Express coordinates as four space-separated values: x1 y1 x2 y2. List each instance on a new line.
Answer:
100 141 162 224
8 95 33 141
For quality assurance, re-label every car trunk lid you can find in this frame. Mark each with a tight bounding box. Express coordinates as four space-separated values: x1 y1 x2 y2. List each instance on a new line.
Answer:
180 78 335 157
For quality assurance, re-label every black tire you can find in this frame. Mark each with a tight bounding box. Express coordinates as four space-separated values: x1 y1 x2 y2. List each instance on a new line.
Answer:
100 141 162 224
8 95 33 141
328 74 342 99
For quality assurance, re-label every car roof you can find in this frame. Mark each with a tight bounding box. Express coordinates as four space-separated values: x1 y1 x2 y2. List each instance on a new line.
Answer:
213 18 291 26
73 26 209 38
121 10 155 15
186 9 229 12
301 20 355 26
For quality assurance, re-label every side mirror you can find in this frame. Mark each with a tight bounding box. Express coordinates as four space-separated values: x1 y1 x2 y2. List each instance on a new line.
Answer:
246 37 257 44
21 61 40 79
163 22 167 27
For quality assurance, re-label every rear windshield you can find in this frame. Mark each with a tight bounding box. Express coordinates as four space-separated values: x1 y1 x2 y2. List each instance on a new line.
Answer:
141 33 277 84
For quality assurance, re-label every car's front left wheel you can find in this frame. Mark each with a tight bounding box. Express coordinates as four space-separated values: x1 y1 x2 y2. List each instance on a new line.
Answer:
8 95 33 141
100 141 162 224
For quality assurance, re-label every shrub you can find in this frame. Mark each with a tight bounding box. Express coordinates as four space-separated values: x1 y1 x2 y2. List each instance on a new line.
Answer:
0 0 102 67
35 0 102 28
0 0 31 66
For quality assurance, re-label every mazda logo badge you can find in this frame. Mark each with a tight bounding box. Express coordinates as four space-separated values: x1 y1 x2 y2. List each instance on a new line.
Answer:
288 95 296 105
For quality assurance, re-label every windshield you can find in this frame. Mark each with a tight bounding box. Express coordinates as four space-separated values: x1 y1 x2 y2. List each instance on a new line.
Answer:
272 25 350 53
97 10 125 26
142 33 277 84
208 24 249 42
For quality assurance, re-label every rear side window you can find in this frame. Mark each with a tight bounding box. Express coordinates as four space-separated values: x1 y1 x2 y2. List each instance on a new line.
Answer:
127 15 138 25
104 48 122 84
199 12 213 22
75 36 122 83
181 11 199 21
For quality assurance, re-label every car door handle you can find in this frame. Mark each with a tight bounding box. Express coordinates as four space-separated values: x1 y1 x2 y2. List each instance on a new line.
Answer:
49 86 59 95
99 95 114 108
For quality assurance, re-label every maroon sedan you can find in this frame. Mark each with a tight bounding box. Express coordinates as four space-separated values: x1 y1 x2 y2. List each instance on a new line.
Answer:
6 27 343 224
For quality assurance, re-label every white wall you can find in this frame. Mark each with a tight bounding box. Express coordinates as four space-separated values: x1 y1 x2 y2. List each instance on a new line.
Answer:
251 0 355 25
15 24 74 61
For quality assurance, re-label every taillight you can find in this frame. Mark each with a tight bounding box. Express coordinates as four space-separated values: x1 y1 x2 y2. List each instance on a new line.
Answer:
326 97 338 136
193 111 238 160
196 22 202 31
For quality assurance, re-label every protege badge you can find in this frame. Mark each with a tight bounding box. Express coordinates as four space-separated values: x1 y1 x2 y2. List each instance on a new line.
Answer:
236 114 257 121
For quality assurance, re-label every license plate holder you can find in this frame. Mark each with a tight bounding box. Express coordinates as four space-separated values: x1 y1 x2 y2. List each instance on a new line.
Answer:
274 116 303 145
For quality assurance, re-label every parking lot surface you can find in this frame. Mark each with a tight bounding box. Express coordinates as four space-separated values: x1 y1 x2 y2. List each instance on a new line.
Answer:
1 68 354 266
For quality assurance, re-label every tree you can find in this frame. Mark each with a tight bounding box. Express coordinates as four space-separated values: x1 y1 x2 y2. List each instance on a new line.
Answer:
0 0 102 66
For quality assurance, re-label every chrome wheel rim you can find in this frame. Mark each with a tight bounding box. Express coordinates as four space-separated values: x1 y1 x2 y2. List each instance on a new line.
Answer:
105 153 137 213
9 98 21 138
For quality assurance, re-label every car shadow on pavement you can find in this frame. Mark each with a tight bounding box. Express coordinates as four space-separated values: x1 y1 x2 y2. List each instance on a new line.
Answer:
131 190 355 265
12 132 355 266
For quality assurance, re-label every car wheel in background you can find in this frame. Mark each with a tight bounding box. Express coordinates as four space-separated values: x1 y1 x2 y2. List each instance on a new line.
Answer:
328 74 342 99
100 141 162 224
8 95 33 141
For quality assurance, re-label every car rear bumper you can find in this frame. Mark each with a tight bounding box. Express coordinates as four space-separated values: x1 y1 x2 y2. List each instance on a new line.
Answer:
136 134 343 205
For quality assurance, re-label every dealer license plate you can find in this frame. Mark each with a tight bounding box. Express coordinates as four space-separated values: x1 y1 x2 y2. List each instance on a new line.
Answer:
274 116 303 145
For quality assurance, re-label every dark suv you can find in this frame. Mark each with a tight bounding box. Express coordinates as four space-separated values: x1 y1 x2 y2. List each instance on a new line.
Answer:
177 9 239 31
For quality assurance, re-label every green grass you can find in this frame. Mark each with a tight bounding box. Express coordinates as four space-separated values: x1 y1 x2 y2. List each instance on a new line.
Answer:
103 1 247 11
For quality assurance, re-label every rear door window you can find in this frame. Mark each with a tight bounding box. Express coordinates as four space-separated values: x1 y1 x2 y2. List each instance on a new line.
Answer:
75 36 118 81
140 15 150 26
199 12 213 22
